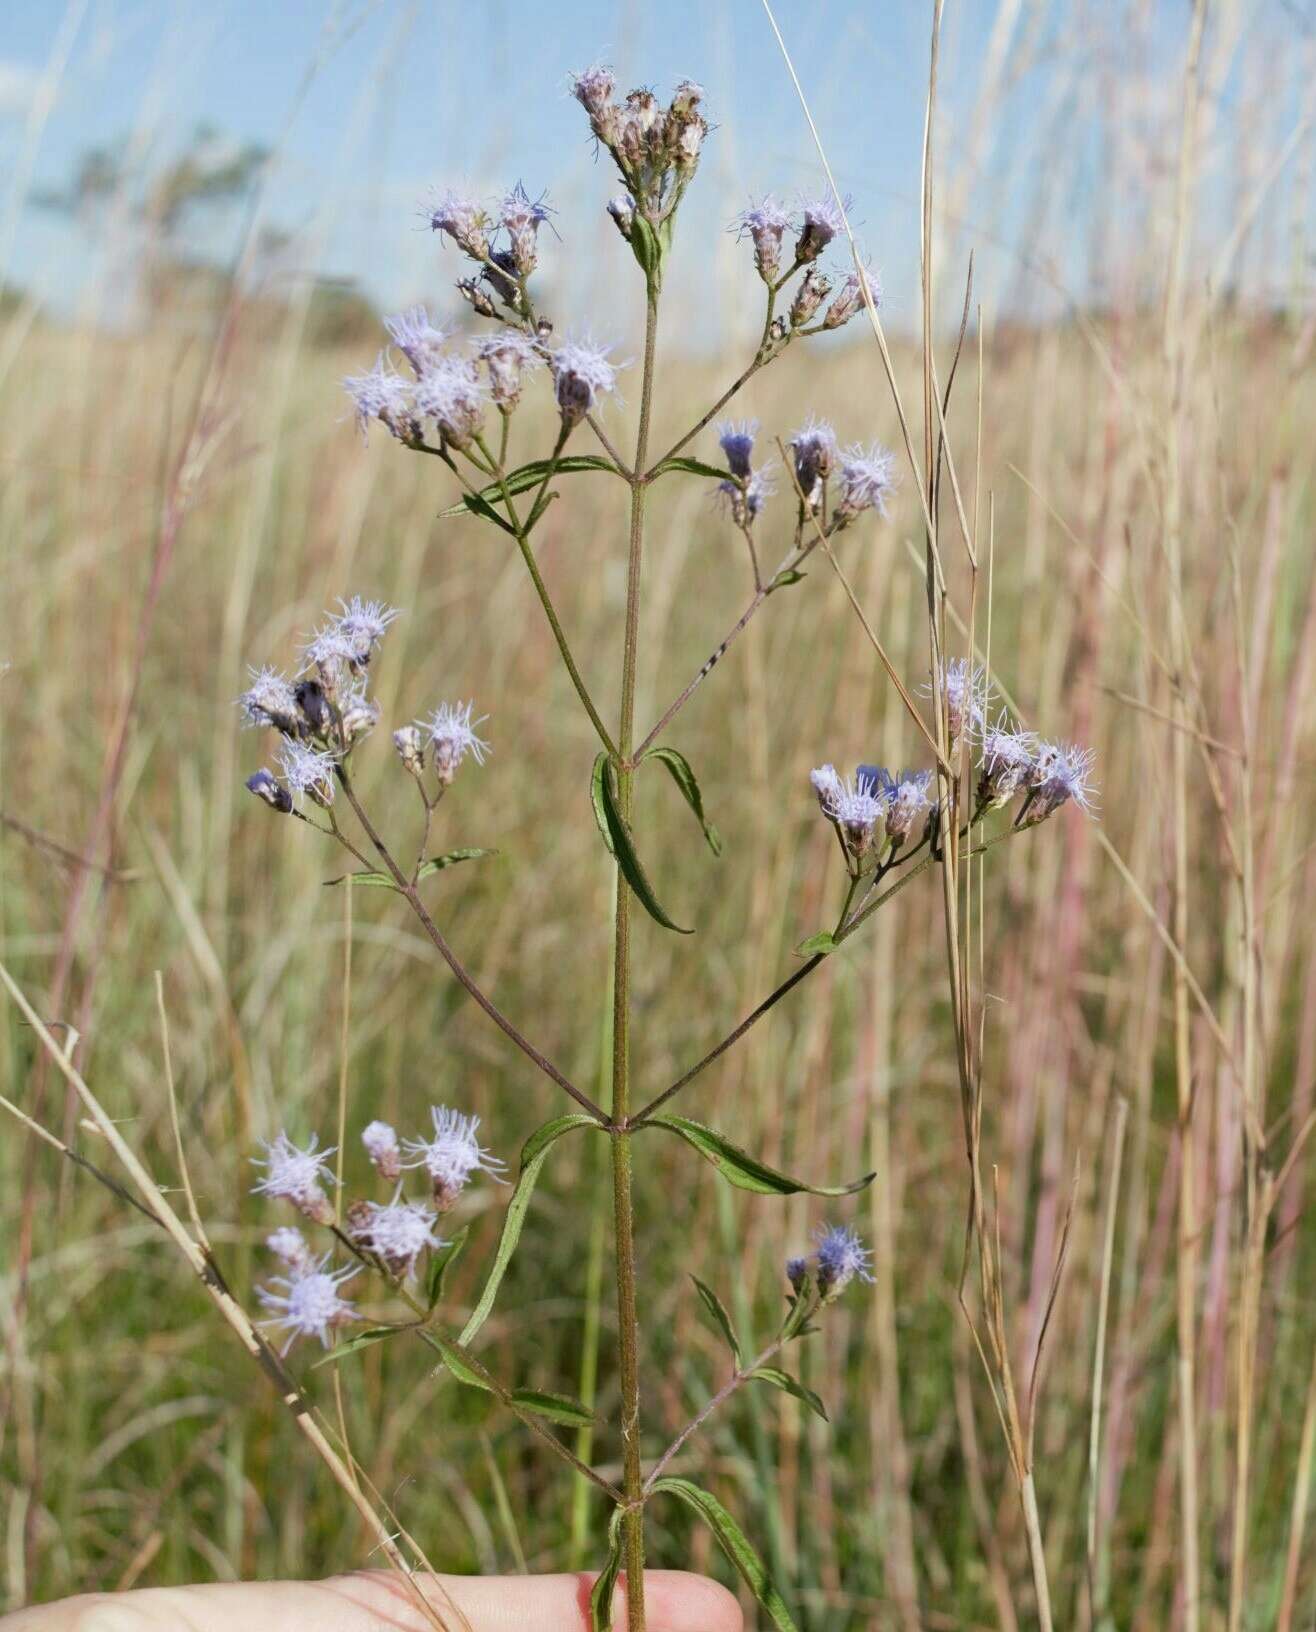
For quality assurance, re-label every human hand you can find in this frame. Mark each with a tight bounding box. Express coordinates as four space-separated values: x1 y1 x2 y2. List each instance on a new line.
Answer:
1 1569 743 1631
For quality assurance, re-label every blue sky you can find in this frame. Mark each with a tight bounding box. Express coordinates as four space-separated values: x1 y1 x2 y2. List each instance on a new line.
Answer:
1 1 1311 341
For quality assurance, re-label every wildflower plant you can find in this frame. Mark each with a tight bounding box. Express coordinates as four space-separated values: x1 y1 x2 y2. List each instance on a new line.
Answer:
231 63 1095 1632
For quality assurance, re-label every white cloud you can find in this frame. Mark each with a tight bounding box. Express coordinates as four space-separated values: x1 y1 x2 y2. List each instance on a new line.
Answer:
0 59 40 118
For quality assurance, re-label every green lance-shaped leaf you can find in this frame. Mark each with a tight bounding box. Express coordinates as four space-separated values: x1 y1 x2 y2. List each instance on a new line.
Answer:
793 929 839 957
643 746 722 857
748 1366 828 1421
458 1114 599 1346
439 455 624 519
592 753 693 935
425 1223 470 1311
649 454 733 483
427 1332 592 1425
649 1476 800 1632
590 1505 629 1632
590 752 616 857
691 1276 741 1366
769 568 807 591
642 1115 874 1197
309 1325 406 1370
323 849 498 890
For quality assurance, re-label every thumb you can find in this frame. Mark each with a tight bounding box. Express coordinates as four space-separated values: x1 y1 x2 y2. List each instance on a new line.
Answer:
1 1570 744 1632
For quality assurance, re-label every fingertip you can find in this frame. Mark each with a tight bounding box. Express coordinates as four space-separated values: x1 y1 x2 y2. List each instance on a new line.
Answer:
623 1571 744 1632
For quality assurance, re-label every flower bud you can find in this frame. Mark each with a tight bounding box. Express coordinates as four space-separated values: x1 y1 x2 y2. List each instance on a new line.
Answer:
607 194 636 241
362 1119 403 1182
393 724 427 778
246 769 293 815
790 266 832 328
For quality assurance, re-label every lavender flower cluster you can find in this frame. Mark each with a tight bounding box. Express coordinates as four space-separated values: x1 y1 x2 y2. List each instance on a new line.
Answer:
237 596 489 815
811 660 1096 865
251 1108 505 1354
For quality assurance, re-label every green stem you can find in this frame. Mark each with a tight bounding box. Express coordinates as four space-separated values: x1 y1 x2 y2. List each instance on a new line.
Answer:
611 274 661 1632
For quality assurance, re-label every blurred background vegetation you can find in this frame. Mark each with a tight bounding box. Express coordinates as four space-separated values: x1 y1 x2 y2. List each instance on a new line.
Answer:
2 2 1316 1629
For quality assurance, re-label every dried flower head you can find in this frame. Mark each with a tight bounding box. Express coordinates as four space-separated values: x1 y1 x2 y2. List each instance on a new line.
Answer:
790 266 832 329
428 188 494 260
415 354 488 449
476 328 543 411
422 700 490 785
813 1224 874 1298
257 1255 358 1354
837 443 897 518
237 665 300 734
795 191 848 262
276 740 337 809
500 183 552 277
393 723 427 778
361 1119 403 1183
809 763 843 810
384 306 448 377
343 354 417 442
734 195 792 283
350 1198 445 1278
251 1130 338 1225
789 417 839 509
403 1106 507 1210
551 338 621 428
245 767 293 815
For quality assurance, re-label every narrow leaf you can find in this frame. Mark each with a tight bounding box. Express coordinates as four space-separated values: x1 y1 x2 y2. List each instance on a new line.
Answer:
691 1276 741 1366
649 1476 800 1632
458 1114 599 1346
425 1224 470 1310
309 1325 405 1370
794 930 839 957
508 1388 594 1428
748 1366 828 1420
597 757 693 935
650 455 732 483
324 848 496 891
770 568 806 590
590 752 616 857
644 1115 874 1198
439 455 623 518
644 746 722 856
590 1506 628 1632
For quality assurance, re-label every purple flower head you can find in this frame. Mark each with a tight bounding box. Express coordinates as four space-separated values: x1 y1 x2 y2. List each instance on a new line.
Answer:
813 1223 874 1297
350 1198 446 1279
476 328 543 410
825 260 882 329
716 419 757 480
876 767 933 840
922 658 989 743
786 1256 809 1294
1028 741 1098 820
266 1226 313 1273
246 767 293 815
789 416 839 508
403 1106 507 1210
422 699 490 784
237 665 300 734
571 62 617 125
795 190 850 262
789 266 832 329
734 195 793 283
333 596 399 664
251 1130 338 1224
257 1254 358 1354
607 193 636 240
276 739 337 809
551 338 622 428
978 713 1037 806
837 442 897 519
428 188 493 259
384 305 447 377
716 466 775 529
361 1119 402 1182
500 183 553 276
813 764 885 857
343 354 415 442
415 354 488 449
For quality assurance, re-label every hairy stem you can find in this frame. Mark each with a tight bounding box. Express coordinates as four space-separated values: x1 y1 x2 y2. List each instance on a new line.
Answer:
611 274 661 1632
